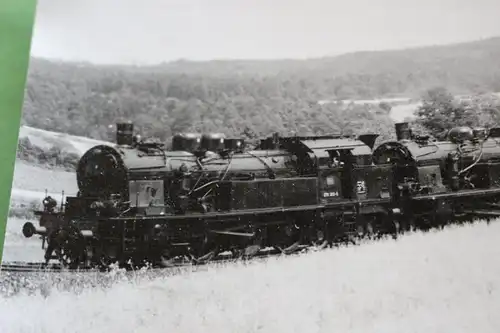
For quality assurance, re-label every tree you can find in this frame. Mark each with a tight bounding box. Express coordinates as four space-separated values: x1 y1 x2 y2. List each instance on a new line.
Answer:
414 87 476 138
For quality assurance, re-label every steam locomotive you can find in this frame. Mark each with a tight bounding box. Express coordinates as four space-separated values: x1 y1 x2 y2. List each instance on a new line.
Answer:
20 121 500 270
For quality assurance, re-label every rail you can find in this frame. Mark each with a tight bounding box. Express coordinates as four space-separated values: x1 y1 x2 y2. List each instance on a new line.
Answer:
0 243 321 274
3 211 496 275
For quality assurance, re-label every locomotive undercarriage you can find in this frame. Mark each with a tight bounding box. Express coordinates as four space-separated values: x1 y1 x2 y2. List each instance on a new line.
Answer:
21 172 500 271
21 201 406 270
20 188 500 271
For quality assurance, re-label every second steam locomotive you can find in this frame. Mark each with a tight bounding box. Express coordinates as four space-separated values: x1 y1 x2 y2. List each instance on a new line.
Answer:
21 121 500 270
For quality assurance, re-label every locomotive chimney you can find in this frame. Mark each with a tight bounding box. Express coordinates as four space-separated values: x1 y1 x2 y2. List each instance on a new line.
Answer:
116 122 134 146
395 122 412 141
357 133 380 150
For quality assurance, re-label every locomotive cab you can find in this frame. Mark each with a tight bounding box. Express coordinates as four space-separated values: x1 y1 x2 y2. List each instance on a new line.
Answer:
318 148 355 200
277 134 376 202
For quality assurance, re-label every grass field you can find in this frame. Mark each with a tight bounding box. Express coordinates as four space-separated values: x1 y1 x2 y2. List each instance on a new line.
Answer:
1 220 499 333
11 160 77 195
6 161 77 225
2 216 43 262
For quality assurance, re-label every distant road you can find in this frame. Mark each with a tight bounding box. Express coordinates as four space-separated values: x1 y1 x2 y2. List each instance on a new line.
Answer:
389 103 421 122
319 92 500 123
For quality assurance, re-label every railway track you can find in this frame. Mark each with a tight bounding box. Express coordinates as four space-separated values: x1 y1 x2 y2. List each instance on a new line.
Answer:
0 262 72 273
1 215 490 275
0 241 332 274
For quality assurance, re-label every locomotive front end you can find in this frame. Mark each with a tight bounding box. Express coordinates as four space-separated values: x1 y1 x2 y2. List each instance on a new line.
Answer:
19 143 129 269
20 123 146 268
77 145 128 199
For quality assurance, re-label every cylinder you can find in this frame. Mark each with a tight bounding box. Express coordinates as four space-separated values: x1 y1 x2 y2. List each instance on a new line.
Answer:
395 122 411 141
116 122 134 146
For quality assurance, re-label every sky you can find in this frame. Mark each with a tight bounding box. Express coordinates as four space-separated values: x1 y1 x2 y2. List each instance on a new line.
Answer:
29 0 500 65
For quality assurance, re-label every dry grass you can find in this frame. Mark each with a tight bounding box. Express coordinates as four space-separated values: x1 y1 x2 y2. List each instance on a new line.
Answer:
2 217 46 262
11 160 77 195
1 220 499 333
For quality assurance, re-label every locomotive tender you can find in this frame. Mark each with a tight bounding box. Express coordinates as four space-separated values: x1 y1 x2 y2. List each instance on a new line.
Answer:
21 121 500 269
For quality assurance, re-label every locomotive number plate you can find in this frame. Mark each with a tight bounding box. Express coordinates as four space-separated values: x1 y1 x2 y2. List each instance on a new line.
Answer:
323 191 339 198
356 180 367 194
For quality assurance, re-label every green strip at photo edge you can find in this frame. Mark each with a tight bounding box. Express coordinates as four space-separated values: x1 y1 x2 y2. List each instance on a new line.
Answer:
0 0 38 263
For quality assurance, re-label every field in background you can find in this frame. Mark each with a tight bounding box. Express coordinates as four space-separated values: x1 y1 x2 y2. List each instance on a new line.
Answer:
2 217 42 262
1 220 499 333
18 125 110 156
11 161 77 195
7 161 78 222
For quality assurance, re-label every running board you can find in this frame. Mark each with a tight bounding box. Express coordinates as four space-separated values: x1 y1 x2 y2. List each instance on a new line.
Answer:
209 230 256 238
460 209 500 217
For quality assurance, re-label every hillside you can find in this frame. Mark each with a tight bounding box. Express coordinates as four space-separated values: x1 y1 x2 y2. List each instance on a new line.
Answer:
20 37 500 143
18 126 109 156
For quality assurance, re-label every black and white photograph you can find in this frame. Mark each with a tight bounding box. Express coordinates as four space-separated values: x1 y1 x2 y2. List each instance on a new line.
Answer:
2 0 500 331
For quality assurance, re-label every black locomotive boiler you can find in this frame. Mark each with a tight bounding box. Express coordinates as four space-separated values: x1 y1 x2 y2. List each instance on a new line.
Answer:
20 122 500 270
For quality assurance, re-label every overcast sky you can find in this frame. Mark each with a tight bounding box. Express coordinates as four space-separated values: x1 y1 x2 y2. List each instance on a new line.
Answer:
30 0 500 65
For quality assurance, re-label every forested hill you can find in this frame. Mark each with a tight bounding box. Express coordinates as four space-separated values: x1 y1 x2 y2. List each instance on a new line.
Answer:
21 37 500 143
